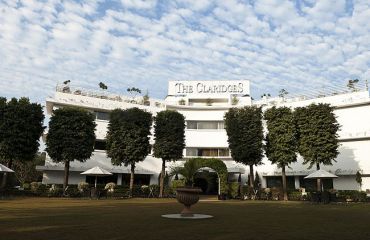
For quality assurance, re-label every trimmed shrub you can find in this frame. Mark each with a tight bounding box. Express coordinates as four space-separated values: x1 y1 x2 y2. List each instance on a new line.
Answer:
228 182 240 199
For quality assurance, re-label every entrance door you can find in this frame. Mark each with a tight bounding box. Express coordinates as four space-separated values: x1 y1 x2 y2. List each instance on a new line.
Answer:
194 171 218 195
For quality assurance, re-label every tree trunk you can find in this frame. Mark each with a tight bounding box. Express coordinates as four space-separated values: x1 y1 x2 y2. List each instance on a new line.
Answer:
159 159 166 198
129 163 135 197
249 165 254 188
1 159 13 189
63 160 70 191
282 165 288 201
316 163 321 192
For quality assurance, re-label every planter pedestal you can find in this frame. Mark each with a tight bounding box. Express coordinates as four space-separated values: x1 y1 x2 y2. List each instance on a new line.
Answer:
176 187 202 217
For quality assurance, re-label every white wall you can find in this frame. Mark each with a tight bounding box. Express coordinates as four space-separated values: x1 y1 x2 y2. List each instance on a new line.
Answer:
42 171 85 185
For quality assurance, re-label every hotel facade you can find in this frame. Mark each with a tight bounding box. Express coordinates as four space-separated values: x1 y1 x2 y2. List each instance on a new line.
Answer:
38 80 370 193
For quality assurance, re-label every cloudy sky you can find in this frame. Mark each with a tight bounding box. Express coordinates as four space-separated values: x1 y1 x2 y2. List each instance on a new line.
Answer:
0 0 369 103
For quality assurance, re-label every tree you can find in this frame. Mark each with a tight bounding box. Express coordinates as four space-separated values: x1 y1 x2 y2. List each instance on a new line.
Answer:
127 87 142 102
355 170 362 190
294 103 340 191
347 79 359 91
264 106 297 200
169 158 200 187
224 106 264 188
46 107 96 190
0 97 45 188
99 82 108 90
106 108 152 196
153 110 185 197
13 152 45 186
278 89 289 98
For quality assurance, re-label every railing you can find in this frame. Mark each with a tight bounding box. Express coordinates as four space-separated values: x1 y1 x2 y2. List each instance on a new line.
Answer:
254 81 369 107
339 130 370 140
55 84 166 108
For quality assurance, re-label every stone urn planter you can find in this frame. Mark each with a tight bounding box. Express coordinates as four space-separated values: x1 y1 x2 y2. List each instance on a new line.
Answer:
176 187 202 217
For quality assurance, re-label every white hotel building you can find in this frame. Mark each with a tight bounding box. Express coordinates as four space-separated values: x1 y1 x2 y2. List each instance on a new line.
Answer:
38 80 370 193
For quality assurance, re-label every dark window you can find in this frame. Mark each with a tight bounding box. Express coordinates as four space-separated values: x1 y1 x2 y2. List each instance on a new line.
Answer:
122 174 150 185
266 176 295 189
94 140 106 150
95 111 110 121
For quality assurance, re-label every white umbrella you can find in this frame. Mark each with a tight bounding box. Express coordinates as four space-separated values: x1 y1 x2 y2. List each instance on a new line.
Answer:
0 163 14 173
304 169 338 179
80 166 112 188
305 169 338 192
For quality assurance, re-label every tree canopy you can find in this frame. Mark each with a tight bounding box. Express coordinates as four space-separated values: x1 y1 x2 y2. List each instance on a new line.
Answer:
153 110 185 161
294 103 340 169
106 108 152 166
153 110 185 197
0 97 45 165
224 106 263 187
0 97 45 188
264 106 297 200
264 106 297 167
46 107 96 189
224 106 264 166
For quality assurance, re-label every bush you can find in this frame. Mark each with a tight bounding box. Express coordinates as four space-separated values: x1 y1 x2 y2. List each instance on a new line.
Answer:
66 185 82 198
337 190 367 202
78 182 90 193
288 191 302 201
271 187 283 200
30 182 41 192
30 182 48 196
241 185 254 200
171 179 185 190
48 184 63 197
228 182 240 199
105 182 116 192
23 183 31 190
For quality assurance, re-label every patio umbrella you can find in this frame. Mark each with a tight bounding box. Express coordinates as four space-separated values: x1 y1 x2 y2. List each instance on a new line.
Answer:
304 169 338 179
0 163 14 173
80 166 112 188
304 169 338 191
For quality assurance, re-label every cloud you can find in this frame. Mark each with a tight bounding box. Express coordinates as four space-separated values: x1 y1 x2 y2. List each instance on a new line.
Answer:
0 0 369 104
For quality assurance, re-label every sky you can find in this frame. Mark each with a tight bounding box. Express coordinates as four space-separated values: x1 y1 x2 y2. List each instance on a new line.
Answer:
0 0 370 104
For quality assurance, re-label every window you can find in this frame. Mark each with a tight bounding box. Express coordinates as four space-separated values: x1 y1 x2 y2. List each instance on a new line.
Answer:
185 148 230 157
218 148 230 156
266 176 295 189
198 148 218 157
95 111 110 121
198 122 218 129
187 121 197 129
186 148 197 156
94 140 106 151
186 121 225 130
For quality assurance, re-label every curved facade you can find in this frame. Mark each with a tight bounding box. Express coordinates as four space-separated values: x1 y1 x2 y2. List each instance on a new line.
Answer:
39 80 370 192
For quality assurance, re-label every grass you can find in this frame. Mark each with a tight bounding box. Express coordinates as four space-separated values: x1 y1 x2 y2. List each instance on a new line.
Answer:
0 198 370 240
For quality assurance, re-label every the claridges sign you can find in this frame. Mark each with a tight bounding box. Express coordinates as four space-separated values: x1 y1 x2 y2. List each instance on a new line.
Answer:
168 80 250 97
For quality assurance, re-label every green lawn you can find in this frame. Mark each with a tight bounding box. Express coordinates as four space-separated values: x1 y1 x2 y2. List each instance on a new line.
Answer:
0 198 369 240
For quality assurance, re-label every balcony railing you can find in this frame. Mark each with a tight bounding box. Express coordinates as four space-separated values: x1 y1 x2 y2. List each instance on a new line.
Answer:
56 84 166 108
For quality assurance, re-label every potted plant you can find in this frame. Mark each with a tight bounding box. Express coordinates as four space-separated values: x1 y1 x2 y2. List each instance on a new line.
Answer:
170 158 202 217
178 99 186 105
